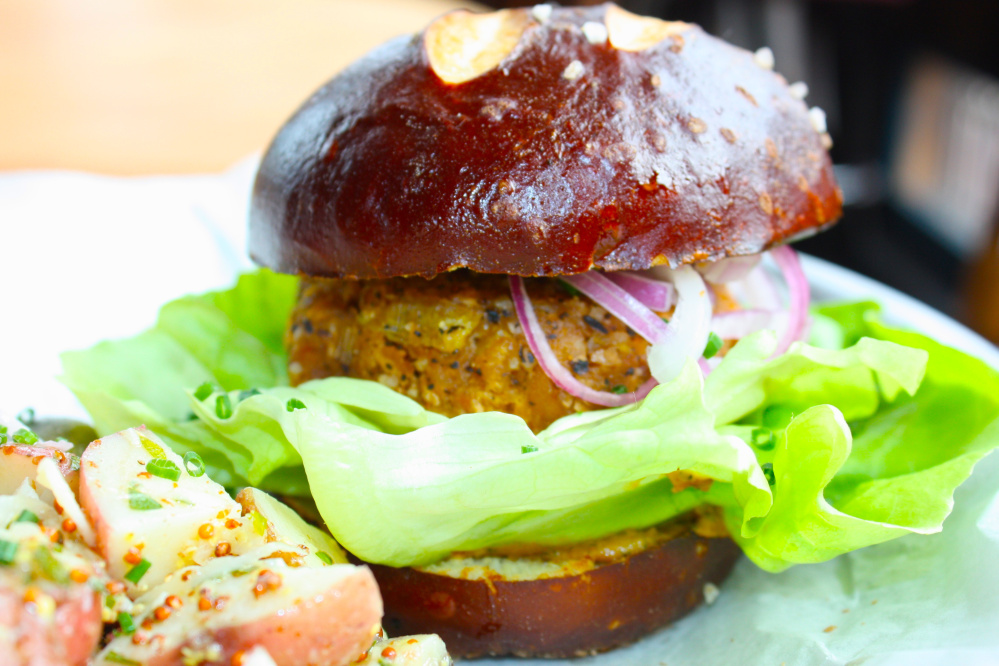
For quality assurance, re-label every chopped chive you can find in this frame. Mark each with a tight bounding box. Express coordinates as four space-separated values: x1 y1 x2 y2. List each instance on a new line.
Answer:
703 332 724 359
193 382 215 401
215 394 233 419
238 388 261 401
183 451 206 477
611 385 628 394
12 429 38 445
16 407 35 425
128 488 161 511
104 651 141 666
286 398 306 412
316 551 334 565
521 444 538 454
14 509 39 524
0 425 7 434
751 427 775 451
762 405 794 430
146 459 181 482
105 594 117 609
138 434 166 460
0 539 18 565
124 558 152 584
117 611 136 634
0 434 6 445
761 462 776 486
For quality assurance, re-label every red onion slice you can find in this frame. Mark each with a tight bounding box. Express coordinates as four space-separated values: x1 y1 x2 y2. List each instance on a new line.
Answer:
646 265 713 383
729 261 782 311
561 273 671 344
509 276 646 407
711 309 785 340
695 255 762 284
769 245 810 355
604 272 674 311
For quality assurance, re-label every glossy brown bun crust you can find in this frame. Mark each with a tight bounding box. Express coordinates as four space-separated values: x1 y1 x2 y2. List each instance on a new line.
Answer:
250 3 840 280
367 534 741 658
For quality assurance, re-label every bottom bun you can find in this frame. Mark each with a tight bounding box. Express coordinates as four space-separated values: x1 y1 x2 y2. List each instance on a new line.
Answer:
366 519 741 658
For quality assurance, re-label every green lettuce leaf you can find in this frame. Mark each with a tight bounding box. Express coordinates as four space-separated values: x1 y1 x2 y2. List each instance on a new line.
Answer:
731 307 999 570
60 270 306 491
59 271 999 572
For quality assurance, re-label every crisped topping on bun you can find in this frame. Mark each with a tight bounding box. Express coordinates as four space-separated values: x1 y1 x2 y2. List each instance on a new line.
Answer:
250 2 840 279
605 4 688 52
424 9 531 84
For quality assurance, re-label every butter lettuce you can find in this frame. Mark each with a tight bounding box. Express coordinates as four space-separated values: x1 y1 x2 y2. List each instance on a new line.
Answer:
60 273 999 571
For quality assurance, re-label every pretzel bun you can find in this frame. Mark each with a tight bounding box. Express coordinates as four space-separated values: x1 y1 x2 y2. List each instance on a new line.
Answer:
367 530 740 658
249 3 841 279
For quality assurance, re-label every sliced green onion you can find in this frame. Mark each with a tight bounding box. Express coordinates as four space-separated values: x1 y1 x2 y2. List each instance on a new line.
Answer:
316 551 334 565
14 509 40 524
611 385 628 394
117 611 136 634
0 424 7 434
0 539 18 565
286 398 306 412
521 444 538 454
762 405 794 430
215 394 233 419
34 545 69 583
183 451 206 477
250 511 268 536
761 462 776 486
193 382 215 401
146 459 181 482
138 434 166 460
751 427 775 451
128 489 161 511
703 332 724 359
105 595 117 609
16 408 35 425
12 429 38 445
0 434 6 445
104 651 141 665
231 565 259 577
238 388 261 401
124 558 152 584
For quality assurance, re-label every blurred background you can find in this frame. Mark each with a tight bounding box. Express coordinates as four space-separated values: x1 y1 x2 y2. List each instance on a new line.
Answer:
2 0 998 342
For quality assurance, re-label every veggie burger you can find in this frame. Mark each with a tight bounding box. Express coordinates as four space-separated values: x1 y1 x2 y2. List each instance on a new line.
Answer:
248 2 837 658
59 2 999 663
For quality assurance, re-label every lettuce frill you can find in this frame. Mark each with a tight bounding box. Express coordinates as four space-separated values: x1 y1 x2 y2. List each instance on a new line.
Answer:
60 271 999 571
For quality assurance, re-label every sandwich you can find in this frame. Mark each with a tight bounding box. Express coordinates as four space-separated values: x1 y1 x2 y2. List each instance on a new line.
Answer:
247 3 836 657
60 2 999 661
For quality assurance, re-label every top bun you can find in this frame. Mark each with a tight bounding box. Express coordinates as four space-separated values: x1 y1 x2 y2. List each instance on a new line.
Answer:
249 3 841 279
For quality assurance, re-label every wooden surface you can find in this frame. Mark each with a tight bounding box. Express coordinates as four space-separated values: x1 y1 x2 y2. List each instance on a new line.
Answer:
0 0 478 174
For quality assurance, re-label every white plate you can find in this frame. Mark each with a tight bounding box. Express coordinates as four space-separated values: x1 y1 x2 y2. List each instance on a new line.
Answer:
1 165 998 665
